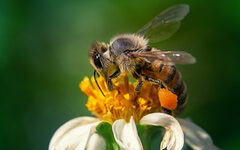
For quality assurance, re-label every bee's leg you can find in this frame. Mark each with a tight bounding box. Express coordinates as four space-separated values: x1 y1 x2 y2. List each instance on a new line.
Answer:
108 68 120 91
144 76 161 84
161 107 173 115
132 71 143 94
144 76 174 115
144 76 166 88
135 79 143 94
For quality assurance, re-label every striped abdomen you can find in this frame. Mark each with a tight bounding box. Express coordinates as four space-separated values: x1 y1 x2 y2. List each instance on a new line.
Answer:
140 61 187 114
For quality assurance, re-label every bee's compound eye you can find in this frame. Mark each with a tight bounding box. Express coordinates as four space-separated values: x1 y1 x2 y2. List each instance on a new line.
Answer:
94 53 103 68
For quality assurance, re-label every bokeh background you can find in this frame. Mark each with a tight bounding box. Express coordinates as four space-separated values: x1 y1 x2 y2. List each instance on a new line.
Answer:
1 0 240 149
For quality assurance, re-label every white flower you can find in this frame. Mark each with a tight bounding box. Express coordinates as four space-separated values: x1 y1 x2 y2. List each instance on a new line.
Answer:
50 76 220 150
140 113 184 150
49 117 105 150
49 113 220 150
112 113 183 150
112 117 143 150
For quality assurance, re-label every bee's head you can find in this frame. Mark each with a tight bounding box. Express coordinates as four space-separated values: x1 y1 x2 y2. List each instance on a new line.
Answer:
89 42 113 81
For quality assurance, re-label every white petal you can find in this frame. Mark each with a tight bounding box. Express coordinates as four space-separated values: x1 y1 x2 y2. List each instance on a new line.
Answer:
49 117 102 150
86 133 106 150
167 132 176 149
112 116 143 150
161 130 171 149
140 113 184 150
178 118 221 150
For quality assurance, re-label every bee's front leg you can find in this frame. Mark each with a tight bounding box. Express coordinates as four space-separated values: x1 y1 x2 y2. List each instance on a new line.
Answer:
132 71 143 94
135 79 143 95
107 68 120 91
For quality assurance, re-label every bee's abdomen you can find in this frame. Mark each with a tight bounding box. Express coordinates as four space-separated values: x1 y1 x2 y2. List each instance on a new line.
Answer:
163 65 187 114
141 63 187 114
170 70 187 114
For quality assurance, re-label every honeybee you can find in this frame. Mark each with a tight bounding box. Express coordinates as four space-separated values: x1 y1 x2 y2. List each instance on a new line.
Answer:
89 4 196 114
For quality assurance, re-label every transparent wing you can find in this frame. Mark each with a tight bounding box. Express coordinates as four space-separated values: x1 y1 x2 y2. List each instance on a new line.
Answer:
129 51 196 65
137 4 189 43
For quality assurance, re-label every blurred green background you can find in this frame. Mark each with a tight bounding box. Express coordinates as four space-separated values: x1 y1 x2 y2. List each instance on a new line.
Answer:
1 0 240 149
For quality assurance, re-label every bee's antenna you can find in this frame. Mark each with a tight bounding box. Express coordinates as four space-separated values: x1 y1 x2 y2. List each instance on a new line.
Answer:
94 70 105 97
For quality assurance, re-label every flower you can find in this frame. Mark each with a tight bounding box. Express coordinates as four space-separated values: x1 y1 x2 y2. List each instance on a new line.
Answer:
81 76 162 124
49 76 220 150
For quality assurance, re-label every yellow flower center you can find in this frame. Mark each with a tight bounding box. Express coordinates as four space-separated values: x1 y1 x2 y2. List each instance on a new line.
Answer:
79 76 177 124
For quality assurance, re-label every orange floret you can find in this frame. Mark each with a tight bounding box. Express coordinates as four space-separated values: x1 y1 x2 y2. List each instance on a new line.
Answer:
158 88 178 110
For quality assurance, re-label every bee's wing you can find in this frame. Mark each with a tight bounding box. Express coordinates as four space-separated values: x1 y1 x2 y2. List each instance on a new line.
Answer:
129 51 196 65
137 4 189 43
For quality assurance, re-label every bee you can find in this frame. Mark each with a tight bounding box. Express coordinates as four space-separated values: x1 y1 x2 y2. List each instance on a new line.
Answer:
89 4 196 114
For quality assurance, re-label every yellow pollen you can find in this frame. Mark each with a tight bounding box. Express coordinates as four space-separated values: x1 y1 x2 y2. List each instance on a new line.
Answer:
79 76 177 124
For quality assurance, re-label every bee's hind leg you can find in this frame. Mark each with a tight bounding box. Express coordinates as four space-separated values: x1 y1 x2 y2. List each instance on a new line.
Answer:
144 76 174 115
144 76 160 84
144 76 165 88
161 107 173 115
